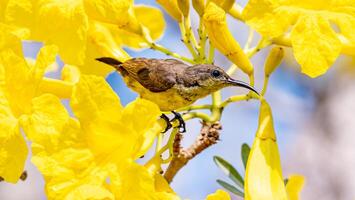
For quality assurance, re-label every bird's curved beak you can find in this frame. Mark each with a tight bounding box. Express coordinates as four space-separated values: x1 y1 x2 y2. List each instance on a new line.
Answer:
227 78 259 95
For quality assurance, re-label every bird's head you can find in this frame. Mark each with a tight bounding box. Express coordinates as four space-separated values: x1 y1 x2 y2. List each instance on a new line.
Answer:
184 64 258 95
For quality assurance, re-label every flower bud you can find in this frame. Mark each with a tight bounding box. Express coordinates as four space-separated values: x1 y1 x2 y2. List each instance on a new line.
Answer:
245 99 288 200
192 0 205 16
203 3 253 75
209 0 234 11
178 0 190 17
264 46 284 76
156 0 183 22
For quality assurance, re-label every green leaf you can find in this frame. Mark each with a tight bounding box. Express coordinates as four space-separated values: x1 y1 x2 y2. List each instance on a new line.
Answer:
213 156 244 188
217 179 244 197
241 143 251 169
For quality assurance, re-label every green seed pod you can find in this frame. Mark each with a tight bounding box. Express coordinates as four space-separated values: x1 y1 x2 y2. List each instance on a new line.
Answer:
265 46 285 76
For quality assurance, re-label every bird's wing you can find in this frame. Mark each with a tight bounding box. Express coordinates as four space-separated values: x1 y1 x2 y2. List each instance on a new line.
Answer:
121 58 187 92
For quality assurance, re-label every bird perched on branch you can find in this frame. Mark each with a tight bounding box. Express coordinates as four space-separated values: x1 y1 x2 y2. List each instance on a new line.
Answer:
96 57 258 132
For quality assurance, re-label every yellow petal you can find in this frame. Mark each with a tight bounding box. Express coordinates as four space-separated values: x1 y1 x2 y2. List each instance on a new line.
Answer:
109 5 166 49
156 0 182 22
245 99 287 200
242 0 297 38
35 0 88 65
206 189 231 200
110 162 156 199
31 45 58 80
243 0 355 77
71 75 123 124
0 23 23 55
83 0 132 25
0 115 28 183
70 76 124 157
3 0 34 31
154 174 175 194
286 175 305 200
61 64 81 84
23 87 173 199
0 1 6 21
19 93 71 146
204 3 253 75
84 21 130 76
111 162 178 200
21 94 111 199
5 0 89 65
134 5 166 43
291 15 341 78
64 185 114 200
264 46 284 77
0 27 28 183
2 45 57 116
71 75 160 161
121 98 161 159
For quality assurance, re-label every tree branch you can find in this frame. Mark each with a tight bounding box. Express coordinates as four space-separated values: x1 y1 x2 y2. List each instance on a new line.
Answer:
164 121 222 183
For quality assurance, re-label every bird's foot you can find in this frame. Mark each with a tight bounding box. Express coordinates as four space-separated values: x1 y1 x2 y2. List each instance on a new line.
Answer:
171 111 186 133
161 114 172 133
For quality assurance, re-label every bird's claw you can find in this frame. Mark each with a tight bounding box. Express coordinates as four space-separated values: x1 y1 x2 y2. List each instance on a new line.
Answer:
171 111 186 133
160 114 172 133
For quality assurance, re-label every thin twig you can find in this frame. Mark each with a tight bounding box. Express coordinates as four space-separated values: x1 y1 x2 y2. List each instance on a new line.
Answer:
163 121 222 183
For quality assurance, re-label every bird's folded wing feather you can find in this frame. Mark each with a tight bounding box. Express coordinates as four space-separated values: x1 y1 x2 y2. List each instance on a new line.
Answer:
121 58 187 92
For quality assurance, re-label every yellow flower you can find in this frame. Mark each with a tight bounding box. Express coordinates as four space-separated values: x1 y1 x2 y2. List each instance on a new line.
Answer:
206 189 231 200
156 0 183 22
286 175 305 200
208 0 234 12
244 99 288 200
264 46 285 77
192 0 205 16
20 75 177 199
203 3 254 76
2 0 165 76
243 0 355 77
0 26 57 183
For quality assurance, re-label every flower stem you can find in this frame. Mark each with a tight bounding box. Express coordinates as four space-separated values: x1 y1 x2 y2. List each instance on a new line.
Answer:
208 44 215 64
261 76 270 96
176 104 212 112
155 133 163 153
244 29 254 50
149 43 196 64
179 21 199 59
197 19 207 62
183 111 211 122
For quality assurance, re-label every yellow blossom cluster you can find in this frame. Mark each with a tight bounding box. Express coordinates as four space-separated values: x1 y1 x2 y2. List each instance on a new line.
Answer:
1 0 351 199
243 0 355 77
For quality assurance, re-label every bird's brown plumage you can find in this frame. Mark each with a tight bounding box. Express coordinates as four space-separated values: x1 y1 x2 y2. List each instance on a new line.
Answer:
121 58 187 92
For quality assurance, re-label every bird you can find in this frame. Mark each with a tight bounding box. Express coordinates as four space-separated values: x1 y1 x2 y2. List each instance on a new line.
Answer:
96 57 258 132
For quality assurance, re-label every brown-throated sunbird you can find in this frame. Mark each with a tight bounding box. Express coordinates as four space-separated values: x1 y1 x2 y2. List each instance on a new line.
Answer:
96 57 258 132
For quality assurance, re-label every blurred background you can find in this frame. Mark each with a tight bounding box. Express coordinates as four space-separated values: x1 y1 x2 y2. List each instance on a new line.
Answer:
1 0 355 200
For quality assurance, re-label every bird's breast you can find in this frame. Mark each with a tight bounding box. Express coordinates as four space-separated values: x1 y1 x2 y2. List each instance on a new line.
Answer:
123 76 196 111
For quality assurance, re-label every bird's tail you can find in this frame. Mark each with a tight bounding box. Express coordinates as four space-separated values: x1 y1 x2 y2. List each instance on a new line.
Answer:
96 57 123 71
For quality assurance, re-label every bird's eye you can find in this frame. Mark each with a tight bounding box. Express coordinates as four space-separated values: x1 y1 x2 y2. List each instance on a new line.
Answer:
211 70 221 78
